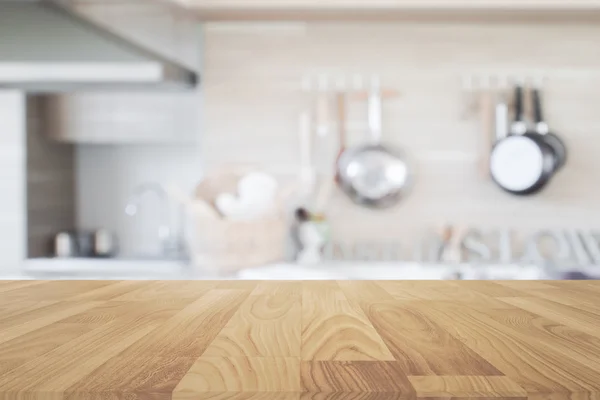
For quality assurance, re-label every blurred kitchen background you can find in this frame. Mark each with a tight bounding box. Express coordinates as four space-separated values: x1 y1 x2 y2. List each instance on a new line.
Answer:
3 0 600 280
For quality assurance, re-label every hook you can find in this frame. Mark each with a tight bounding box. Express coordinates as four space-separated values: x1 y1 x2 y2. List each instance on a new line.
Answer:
334 75 347 91
370 74 381 90
461 74 474 92
480 74 491 90
317 74 329 91
532 74 546 89
496 74 509 90
301 75 312 92
352 74 365 91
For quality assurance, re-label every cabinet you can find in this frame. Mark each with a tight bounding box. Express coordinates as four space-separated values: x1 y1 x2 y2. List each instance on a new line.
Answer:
44 92 200 144
47 2 201 144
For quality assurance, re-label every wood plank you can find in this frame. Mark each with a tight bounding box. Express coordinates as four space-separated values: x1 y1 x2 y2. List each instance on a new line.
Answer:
0 300 58 323
66 355 198 399
408 376 527 397
468 306 600 374
360 300 502 375
0 322 95 361
525 288 600 315
299 395 407 400
0 301 100 345
66 280 149 301
251 281 302 296
300 361 415 395
337 281 396 308
0 321 157 393
378 281 512 308
419 303 600 393
499 296 600 340
0 281 115 303
111 281 217 301
495 281 560 290
175 394 300 400
301 283 395 361
203 283 301 357
0 280 46 292
59 299 192 326
173 357 301 395
114 289 250 358
450 281 530 298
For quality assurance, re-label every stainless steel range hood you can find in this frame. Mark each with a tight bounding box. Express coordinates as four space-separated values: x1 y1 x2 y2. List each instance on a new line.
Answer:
0 1 198 91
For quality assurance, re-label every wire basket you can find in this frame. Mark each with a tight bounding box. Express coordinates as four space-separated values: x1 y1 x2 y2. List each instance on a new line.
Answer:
186 213 287 274
186 166 291 274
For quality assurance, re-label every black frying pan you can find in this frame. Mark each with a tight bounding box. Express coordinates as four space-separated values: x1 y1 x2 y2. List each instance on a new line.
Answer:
532 87 567 172
489 85 557 195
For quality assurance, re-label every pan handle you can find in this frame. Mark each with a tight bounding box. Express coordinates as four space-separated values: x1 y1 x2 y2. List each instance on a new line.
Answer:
511 85 527 135
532 87 550 135
368 76 383 144
495 95 509 141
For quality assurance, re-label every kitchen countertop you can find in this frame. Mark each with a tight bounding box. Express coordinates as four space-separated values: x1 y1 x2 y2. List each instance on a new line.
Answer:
1 280 600 399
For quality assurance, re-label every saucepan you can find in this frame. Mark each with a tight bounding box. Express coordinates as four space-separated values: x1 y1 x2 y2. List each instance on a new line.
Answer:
337 76 412 209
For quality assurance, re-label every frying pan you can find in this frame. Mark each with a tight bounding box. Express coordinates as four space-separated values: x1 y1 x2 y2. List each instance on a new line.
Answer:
532 87 567 172
337 77 412 209
489 85 557 195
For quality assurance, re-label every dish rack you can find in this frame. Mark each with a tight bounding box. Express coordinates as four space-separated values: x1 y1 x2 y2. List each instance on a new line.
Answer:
186 167 290 274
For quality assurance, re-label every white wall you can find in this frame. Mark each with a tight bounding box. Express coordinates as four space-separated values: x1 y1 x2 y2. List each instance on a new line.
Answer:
0 91 26 273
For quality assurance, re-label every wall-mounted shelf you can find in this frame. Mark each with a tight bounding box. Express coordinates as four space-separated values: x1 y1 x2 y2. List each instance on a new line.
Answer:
166 0 600 20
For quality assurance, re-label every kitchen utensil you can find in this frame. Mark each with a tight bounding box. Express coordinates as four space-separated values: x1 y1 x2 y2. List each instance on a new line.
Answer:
495 92 509 142
315 76 330 139
53 231 77 258
74 232 94 258
479 88 494 178
442 225 466 263
337 76 412 209
532 86 567 172
92 229 117 258
334 90 347 184
298 111 315 191
489 84 556 195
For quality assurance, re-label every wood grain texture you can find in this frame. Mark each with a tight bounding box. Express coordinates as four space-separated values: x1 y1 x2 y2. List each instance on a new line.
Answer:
408 376 527 397
301 283 395 361
203 282 301 357
0 280 600 399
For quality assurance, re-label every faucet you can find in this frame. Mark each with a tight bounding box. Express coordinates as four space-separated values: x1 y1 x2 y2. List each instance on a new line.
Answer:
125 182 187 260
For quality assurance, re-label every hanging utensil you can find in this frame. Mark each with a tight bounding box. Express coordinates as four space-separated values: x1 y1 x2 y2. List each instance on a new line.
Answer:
298 111 315 193
489 84 556 195
495 91 509 142
337 76 412 209
334 89 347 185
532 86 567 172
479 85 494 178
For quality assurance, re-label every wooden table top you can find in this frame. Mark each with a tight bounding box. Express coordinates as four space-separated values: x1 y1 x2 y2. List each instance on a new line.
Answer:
1 280 600 399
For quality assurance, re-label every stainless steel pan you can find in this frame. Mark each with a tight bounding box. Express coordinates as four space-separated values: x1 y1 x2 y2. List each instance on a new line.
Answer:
337 77 412 209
